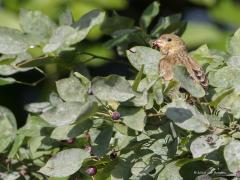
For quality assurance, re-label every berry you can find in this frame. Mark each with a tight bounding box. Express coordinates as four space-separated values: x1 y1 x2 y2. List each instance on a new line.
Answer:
85 166 97 176
111 111 121 120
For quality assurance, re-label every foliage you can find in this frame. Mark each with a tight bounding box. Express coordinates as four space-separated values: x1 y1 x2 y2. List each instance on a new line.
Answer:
1 1 240 180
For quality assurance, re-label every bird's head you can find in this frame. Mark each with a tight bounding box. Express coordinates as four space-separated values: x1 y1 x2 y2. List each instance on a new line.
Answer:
152 34 187 55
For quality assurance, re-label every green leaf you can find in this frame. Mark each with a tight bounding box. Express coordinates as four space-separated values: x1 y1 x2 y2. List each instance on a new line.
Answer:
59 9 73 26
173 66 205 98
43 10 105 53
114 123 138 136
39 148 90 177
111 159 132 180
90 125 113 156
101 14 134 35
0 106 17 153
157 161 182 180
0 77 16 86
151 14 186 38
20 9 56 41
230 95 240 119
224 139 240 173
40 101 98 126
16 56 57 68
229 28 240 55
50 120 92 140
131 153 158 177
209 66 240 89
132 65 144 91
209 88 234 107
153 79 163 105
74 9 105 39
179 160 208 180
139 1 160 30
8 135 25 158
165 99 210 133
28 136 44 153
127 46 162 77
43 26 77 53
0 27 30 54
18 115 52 137
118 106 146 132
190 134 230 158
56 76 88 102
92 75 135 102
149 139 168 157
24 102 51 113
49 92 63 106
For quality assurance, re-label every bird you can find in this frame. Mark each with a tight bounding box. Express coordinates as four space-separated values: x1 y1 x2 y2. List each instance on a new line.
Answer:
152 34 208 89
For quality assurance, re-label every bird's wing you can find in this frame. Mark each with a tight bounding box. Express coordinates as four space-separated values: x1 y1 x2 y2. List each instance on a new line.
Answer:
184 56 208 88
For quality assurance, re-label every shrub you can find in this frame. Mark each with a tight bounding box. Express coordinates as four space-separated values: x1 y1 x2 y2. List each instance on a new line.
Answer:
0 2 240 179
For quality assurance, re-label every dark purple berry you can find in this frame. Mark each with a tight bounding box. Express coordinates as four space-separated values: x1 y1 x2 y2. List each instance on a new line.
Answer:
85 166 97 176
111 111 121 120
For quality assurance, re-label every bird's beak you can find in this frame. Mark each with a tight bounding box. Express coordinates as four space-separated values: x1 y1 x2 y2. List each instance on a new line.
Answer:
152 39 163 50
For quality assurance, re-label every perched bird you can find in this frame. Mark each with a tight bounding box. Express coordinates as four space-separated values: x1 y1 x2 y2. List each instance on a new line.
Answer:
152 34 208 89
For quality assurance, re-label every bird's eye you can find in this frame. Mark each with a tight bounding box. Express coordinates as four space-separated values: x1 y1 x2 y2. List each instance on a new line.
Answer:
167 38 172 42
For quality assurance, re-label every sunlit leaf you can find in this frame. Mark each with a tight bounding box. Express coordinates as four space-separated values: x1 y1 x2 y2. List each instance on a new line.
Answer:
139 1 160 30
190 134 230 158
224 139 240 173
0 106 17 153
165 99 210 133
173 66 205 98
40 101 98 126
92 75 135 102
39 148 90 177
127 46 162 77
56 76 88 102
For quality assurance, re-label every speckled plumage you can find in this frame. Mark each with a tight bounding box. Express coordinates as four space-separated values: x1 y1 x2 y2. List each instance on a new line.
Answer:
152 34 208 88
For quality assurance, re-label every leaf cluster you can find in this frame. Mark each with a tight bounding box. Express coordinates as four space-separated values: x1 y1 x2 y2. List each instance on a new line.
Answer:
1 2 240 180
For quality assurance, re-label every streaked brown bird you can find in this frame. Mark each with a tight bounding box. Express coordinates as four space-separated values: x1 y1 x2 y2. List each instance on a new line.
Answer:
152 34 208 89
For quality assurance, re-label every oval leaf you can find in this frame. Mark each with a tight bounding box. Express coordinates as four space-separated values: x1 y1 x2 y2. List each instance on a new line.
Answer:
40 101 98 126
173 66 205 98
190 134 229 158
56 76 88 102
92 75 135 102
165 100 209 133
0 106 17 152
39 148 90 177
127 46 162 77
118 107 146 132
224 139 240 173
